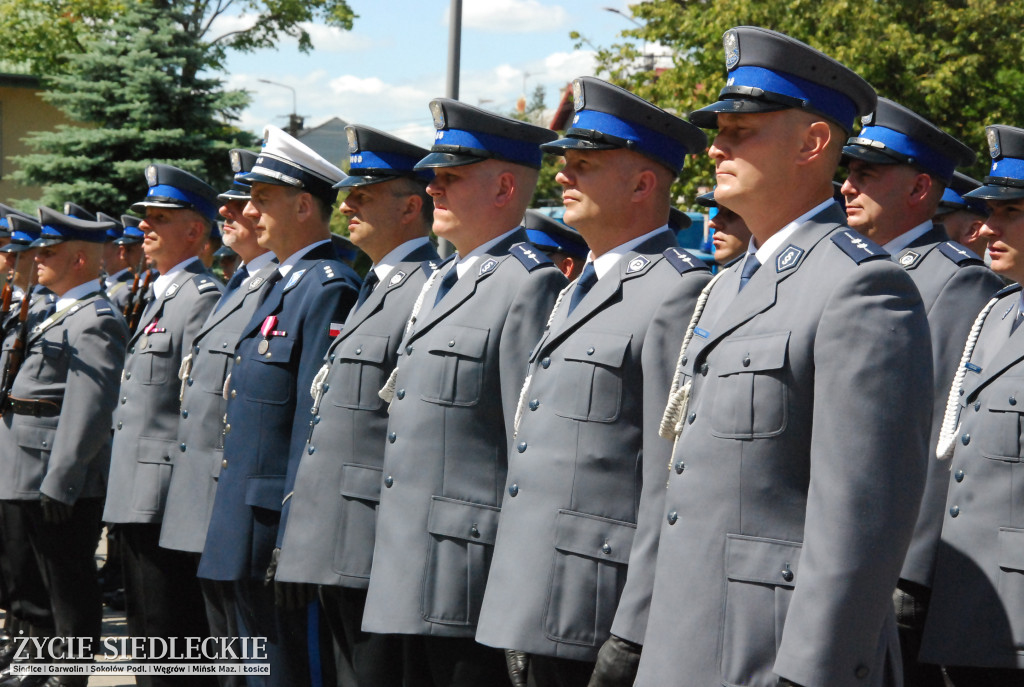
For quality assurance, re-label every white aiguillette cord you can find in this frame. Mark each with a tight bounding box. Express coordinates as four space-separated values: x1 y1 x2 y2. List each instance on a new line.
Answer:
936 295 1000 460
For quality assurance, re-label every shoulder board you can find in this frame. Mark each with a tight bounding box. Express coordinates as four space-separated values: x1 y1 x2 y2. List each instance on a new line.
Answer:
937 241 984 267
663 247 710 275
831 230 889 264
93 301 115 317
422 253 456 276
192 275 221 294
995 282 1022 299
316 261 347 284
509 242 553 271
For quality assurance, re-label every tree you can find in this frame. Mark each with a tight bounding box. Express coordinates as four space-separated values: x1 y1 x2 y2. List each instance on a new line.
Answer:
510 84 564 208
12 2 254 211
582 0 1024 205
0 0 356 76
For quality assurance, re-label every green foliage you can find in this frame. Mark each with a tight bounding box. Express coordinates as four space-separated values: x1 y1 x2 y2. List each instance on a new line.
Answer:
11 3 255 211
588 0 1024 205
509 84 565 208
0 0 356 76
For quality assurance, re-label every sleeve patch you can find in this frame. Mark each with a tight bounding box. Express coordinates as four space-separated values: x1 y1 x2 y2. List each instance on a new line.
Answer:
831 230 889 264
510 242 554 271
937 241 984 266
663 247 710 274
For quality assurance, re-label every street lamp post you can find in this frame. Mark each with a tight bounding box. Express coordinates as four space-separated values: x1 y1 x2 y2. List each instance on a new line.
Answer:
258 78 304 136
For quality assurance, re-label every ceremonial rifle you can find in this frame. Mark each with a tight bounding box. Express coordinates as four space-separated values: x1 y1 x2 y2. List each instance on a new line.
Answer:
121 255 146 320
126 268 154 335
0 262 38 410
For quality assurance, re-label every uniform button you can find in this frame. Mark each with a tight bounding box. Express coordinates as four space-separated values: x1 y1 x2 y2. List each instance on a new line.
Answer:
116 421 122 430
961 434 970 446
329 353 336 362
974 401 981 411
406 345 413 355
125 372 131 380
517 442 527 453
1011 396 1018 406
193 345 200 354
959 389 964 396
323 383 329 392
949 505 960 517
954 469 965 483
687 413 696 424
674 461 685 474
854 665 869 679
384 475 394 488
128 347 135 354
448 339 456 347
667 511 678 525
587 347 595 356
224 424 231 434
541 357 551 369
355 347 362 355
742 356 750 367
230 390 237 399
681 356 688 366
308 446 315 455
700 363 709 376
235 355 242 364
397 389 406 399
470 524 480 538
529 399 539 411
179 443 186 452
222 459 228 469
601 541 612 555
388 432 397 444
187 377 194 386
41 440 47 448
781 565 794 582
221 343 227 349
312 415 320 425
508 483 519 497
181 410 188 419
121 396 126 405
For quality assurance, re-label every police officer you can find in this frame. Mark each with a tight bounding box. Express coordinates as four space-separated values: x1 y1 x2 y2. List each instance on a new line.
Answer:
102 164 223 687
936 172 991 259
274 124 439 687
697 190 752 266
157 148 274 687
522 209 588 280
921 124 1024 686
197 126 360 686
104 215 148 316
98 212 133 305
361 99 566 685
839 98 1004 686
629 27 934 687
474 76 711 687
0 208 127 687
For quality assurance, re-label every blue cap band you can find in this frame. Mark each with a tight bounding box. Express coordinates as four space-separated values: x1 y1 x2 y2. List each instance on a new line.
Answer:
122 225 145 240
40 224 108 243
525 228 588 257
349 150 421 175
11 228 38 243
857 125 958 180
728 65 858 131
940 186 988 215
990 156 1024 181
147 183 218 221
434 127 544 167
571 109 689 171
0 219 8 230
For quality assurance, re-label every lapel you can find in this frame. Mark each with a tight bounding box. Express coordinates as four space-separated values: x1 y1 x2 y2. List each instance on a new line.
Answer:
408 229 525 341
689 205 845 360
241 242 335 339
539 230 677 356
893 225 948 269
963 288 1024 399
198 261 279 337
130 260 207 345
340 243 440 337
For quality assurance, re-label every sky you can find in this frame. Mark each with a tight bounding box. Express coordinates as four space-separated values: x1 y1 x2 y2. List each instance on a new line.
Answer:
216 0 667 150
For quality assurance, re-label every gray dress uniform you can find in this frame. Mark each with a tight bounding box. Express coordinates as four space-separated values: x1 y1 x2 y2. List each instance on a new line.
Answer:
276 241 440 586
890 229 1003 587
362 228 567 637
475 231 710 660
634 204 933 687
103 259 223 524
159 260 279 553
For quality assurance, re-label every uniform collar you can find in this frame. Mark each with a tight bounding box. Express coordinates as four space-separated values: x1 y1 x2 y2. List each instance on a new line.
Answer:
55 280 100 311
104 267 131 286
372 237 432 281
242 251 276 273
587 224 672 281
153 256 200 299
749 198 837 265
883 220 933 255
278 239 332 278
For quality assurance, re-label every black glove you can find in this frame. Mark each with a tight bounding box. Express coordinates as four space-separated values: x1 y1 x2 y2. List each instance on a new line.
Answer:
265 548 316 610
588 635 642 687
504 649 529 687
40 494 73 524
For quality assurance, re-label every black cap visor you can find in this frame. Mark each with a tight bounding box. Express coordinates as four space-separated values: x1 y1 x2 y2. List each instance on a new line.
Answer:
964 179 1024 201
841 143 904 167
414 150 489 170
29 237 64 248
217 189 252 203
688 98 791 129
0 242 34 253
695 191 717 208
113 236 143 246
335 172 410 189
540 135 619 156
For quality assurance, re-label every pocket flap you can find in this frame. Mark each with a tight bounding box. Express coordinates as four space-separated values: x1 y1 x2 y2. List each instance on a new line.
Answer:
204 330 241 356
251 337 294 364
552 509 636 564
427 326 489 359
725 534 802 588
339 463 383 502
15 423 56 450
715 331 790 376
245 475 285 511
562 332 632 368
136 437 176 465
426 496 500 545
40 340 66 359
337 334 390 365
984 381 1024 412
998 527 1024 571
139 332 172 354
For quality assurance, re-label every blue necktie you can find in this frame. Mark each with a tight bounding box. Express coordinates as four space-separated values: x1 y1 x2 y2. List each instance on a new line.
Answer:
568 262 598 314
738 254 761 291
215 266 248 312
356 270 380 308
434 266 459 306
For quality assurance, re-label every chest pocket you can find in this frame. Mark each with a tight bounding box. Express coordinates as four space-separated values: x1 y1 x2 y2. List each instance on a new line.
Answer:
331 334 390 411
421 325 490 407
200 329 241 394
708 331 790 439
976 379 1024 462
553 332 632 423
136 332 173 385
25 338 70 385
246 336 296 405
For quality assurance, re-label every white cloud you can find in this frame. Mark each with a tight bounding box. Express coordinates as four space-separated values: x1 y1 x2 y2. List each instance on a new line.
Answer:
206 13 373 53
446 0 569 33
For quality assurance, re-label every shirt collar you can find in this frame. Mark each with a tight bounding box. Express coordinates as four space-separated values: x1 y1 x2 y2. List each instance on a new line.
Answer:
278 239 332 278
56 280 101 312
749 198 837 265
453 228 519 279
588 225 672 281
242 251 276 274
883 220 933 255
153 256 200 299
373 237 432 282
